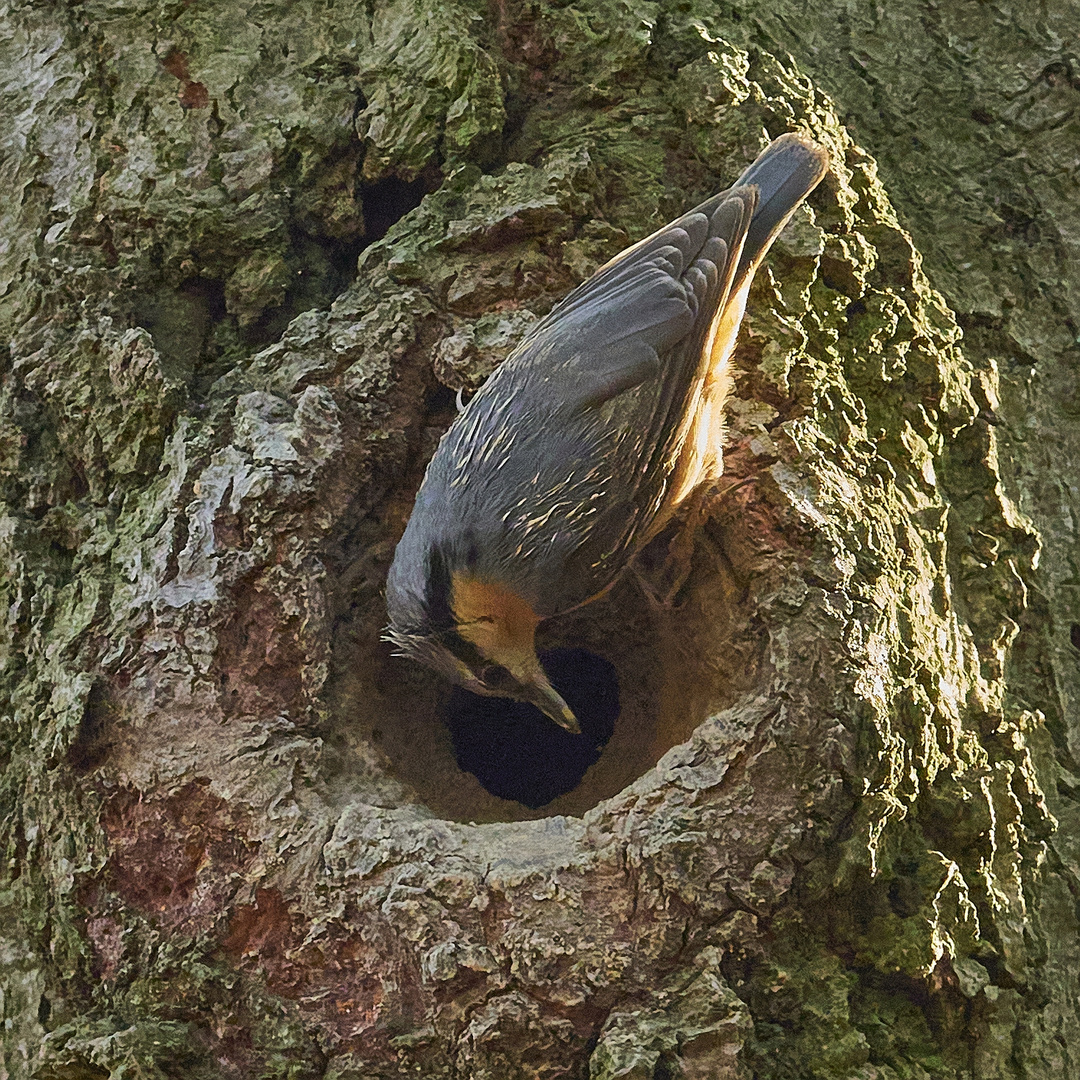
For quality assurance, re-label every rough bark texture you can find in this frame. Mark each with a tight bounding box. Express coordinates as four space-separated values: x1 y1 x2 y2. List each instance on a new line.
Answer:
0 1 1076 1078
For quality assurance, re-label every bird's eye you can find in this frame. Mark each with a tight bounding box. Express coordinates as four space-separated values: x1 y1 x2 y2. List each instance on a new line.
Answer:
478 664 514 691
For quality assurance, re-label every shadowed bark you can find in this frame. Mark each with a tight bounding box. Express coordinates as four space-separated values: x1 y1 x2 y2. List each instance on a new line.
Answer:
1 1 1077 1078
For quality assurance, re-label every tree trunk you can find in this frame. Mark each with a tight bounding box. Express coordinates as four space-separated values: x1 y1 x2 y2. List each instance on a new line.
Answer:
1 1 1076 1077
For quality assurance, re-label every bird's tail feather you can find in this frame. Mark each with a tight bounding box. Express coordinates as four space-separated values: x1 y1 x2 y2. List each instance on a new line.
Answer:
734 133 829 284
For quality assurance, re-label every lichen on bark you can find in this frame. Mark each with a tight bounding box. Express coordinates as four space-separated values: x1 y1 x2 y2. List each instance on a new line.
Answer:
0 0 1073 1078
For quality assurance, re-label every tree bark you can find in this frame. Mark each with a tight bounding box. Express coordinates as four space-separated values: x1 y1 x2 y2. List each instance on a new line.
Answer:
0 1 1076 1078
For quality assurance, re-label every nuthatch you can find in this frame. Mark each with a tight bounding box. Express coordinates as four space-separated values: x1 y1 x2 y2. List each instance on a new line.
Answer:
386 134 829 733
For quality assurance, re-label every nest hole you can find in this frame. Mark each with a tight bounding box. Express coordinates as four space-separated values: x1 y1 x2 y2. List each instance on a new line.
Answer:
445 648 619 809
323 507 761 823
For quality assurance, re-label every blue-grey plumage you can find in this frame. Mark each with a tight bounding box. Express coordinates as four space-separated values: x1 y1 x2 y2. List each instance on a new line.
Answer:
385 133 829 732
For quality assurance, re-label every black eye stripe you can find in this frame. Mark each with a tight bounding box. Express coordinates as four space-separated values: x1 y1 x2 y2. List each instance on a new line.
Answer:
424 545 455 632
440 629 487 670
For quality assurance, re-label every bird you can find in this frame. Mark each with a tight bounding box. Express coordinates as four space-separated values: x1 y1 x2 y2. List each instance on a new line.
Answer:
385 133 829 734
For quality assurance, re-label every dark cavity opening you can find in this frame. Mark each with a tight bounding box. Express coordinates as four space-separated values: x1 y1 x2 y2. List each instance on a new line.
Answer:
361 172 435 241
444 649 619 809
68 680 113 774
425 381 459 416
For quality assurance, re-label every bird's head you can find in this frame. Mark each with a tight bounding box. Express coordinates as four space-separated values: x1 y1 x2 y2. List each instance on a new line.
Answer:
386 570 580 734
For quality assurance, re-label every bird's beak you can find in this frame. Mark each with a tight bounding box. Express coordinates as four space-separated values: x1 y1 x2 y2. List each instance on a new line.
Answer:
525 676 581 735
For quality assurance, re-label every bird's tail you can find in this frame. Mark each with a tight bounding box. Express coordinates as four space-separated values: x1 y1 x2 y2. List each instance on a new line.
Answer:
733 133 829 285
670 132 828 505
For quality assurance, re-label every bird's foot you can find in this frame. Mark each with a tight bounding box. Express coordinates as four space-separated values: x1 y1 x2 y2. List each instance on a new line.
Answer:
631 491 711 611
631 477 756 610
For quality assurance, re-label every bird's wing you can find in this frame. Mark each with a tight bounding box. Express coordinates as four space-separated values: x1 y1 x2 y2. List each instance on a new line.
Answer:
514 188 757 415
512 133 829 417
